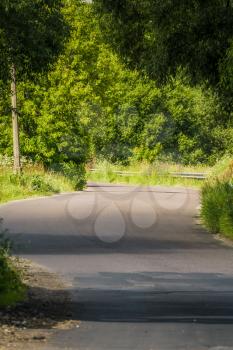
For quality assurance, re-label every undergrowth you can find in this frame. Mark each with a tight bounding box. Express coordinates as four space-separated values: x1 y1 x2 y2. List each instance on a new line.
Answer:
201 156 233 239
0 219 26 306
0 164 77 204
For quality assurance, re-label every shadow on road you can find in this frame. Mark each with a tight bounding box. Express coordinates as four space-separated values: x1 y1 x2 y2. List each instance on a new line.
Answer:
72 290 233 324
3 287 233 326
3 272 233 325
9 232 223 255
67 271 233 323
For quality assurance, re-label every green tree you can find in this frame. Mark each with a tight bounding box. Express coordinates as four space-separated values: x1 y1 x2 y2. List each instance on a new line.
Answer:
0 0 230 170
93 0 233 163
93 0 233 85
0 0 69 172
0 0 68 80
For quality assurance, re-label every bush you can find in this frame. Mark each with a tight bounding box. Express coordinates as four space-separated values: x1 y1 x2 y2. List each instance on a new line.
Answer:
52 161 86 190
0 220 26 306
9 173 59 193
30 175 58 193
201 159 233 239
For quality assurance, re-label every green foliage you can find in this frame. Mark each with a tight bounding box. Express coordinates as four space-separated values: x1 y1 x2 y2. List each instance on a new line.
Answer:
0 0 87 185
0 2 90 180
92 0 233 164
0 163 76 204
58 162 86 190
88 160 207 188
0 220 26 306
201 182 233 237
208 155 233 178
160 73 225 164
30 175 57 192
94 0 233 85
219 39 233 120
201 158 233 238
0 221 11 254
0 0 232 173
0 0 69 81
8 173 59 193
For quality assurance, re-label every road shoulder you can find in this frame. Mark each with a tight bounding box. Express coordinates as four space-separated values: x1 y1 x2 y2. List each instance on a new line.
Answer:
0 257 79 349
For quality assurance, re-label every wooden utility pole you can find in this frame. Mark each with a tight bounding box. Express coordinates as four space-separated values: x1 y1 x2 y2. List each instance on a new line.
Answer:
10 64 21 174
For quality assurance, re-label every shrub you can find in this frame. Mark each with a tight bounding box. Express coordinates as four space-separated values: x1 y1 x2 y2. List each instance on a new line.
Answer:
30 175 58 193
0 220 26 306
53 161 86 190
201 159 233 239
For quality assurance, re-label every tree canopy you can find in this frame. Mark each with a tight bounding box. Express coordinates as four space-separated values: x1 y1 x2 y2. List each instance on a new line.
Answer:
0 0 69 80
93 0 233 85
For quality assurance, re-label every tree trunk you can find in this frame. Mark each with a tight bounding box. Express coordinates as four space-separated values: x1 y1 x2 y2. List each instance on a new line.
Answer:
10 64 21 174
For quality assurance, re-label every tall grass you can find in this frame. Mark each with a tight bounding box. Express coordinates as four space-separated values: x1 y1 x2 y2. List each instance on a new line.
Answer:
201 156 233 239
0 164 76 204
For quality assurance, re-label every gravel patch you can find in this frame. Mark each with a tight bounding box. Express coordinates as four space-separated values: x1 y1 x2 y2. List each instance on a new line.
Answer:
0 257 79 349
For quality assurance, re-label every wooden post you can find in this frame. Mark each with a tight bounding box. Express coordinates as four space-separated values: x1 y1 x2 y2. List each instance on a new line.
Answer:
10 64 21 174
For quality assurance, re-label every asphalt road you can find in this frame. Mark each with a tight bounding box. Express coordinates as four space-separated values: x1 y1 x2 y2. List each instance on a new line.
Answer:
1 183 233 349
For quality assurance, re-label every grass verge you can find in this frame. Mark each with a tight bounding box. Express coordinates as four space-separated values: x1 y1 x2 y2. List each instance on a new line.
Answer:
201 156 233 239
0 164 76 204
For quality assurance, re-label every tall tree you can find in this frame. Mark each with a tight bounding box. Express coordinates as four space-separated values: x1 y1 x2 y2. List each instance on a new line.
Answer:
0 0 69 172
93 0 233 85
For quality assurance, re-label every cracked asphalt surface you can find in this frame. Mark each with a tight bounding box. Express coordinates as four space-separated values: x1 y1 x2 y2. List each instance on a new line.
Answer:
1 183 233 349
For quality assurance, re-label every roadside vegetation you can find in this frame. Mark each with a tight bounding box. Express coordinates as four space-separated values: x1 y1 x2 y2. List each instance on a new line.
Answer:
0 220 26 306
0 157 77 205
0 1 233 176
87 160 209 188
201 157 233 240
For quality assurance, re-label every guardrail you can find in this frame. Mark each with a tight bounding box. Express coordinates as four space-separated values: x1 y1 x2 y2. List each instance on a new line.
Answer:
89 169 208 180
170 172 207 179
